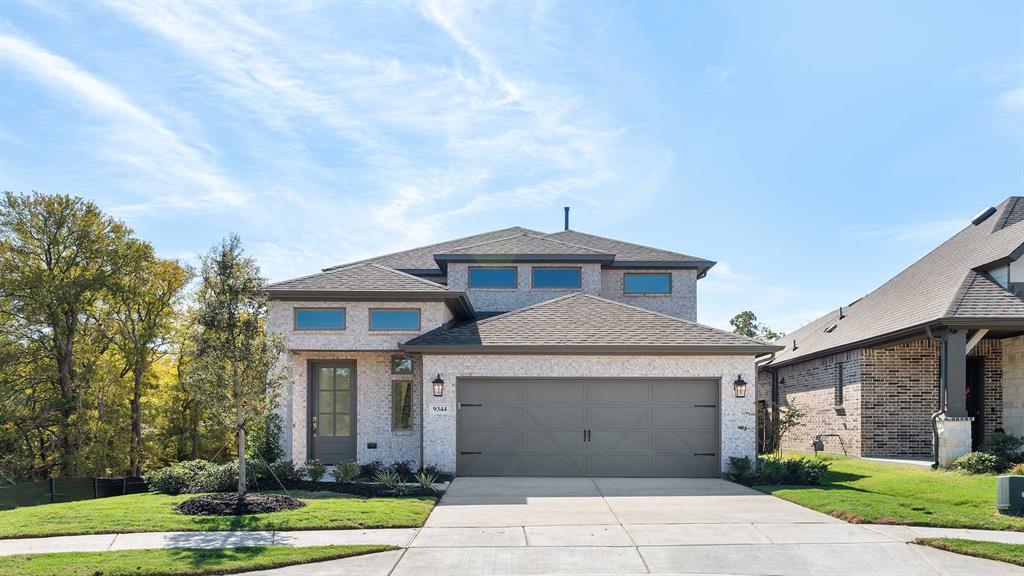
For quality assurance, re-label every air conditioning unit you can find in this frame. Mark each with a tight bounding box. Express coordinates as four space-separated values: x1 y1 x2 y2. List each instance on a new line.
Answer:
996 475 1024 516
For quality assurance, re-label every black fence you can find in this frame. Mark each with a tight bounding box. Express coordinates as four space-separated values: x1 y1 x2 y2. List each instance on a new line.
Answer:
0 477 148 510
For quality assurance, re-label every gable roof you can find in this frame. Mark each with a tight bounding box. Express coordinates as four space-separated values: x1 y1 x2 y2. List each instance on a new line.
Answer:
770 197 1024 367
402 293 780 355
320 226 714 275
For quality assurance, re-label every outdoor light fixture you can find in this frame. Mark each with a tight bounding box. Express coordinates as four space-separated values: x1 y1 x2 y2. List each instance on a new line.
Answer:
432 374 445 397
733 375 747 398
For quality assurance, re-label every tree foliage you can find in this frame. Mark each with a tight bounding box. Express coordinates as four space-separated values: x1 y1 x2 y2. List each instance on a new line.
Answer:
730 310 784 342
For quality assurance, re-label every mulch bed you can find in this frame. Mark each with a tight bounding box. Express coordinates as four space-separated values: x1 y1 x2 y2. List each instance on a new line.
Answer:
280 479 438 498
174 493 306 516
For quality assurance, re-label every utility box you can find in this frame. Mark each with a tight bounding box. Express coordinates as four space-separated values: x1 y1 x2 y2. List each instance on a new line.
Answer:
996 475 1024 516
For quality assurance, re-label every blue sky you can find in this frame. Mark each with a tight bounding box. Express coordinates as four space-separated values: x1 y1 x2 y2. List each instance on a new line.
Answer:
1 1 1021 332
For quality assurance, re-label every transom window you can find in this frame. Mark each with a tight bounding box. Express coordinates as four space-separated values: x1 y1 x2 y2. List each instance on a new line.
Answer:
468 266 517 288
623 273 672 294
392 381 414 430
532 267 582 289
295 308 346 330
369 308 421 331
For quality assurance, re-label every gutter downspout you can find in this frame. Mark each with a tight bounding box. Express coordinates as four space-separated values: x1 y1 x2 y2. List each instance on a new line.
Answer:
925 326 946 469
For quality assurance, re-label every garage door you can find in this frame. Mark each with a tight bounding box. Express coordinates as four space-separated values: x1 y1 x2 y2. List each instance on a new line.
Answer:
457 378 720 477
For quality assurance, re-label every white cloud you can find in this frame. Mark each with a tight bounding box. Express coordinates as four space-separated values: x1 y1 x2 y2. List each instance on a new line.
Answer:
0 32 246 211
997 86 1024 114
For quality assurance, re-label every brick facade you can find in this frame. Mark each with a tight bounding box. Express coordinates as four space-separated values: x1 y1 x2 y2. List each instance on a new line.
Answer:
761 336 1009 458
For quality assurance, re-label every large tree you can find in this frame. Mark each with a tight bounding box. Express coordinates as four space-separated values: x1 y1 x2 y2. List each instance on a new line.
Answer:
192 235 284 497
0 192 143 476
110 255 193 476
730 310 784 342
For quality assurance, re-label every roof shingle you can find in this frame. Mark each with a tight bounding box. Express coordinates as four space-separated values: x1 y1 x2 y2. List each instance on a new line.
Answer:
266 262 450 293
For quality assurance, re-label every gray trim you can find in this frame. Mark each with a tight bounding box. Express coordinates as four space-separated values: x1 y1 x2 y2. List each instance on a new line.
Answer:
467 265 518 289
307 360 357 462
293 306 346 331
609 259 716 270
622 271 673 295
531 266 583 289
401 343 782 355
368 307 423 332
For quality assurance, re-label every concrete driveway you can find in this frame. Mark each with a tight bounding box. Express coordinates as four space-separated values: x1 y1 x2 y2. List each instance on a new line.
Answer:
252 477 1023 575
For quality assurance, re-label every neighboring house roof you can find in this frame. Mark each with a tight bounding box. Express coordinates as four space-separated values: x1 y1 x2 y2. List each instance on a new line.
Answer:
320 226 714 275
769 197 1024 367
402 293 781 355
265 262 474 318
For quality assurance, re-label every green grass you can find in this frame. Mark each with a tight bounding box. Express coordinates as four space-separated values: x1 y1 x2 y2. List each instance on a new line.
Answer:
916 538 1024 567
0 491 434 538
754 452 1024 531
0 545 394 576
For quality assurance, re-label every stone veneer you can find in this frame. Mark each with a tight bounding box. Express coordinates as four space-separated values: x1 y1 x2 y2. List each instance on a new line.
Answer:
420 354 757 474
599 268 697 321
446 263 602 312
761 336 1012 459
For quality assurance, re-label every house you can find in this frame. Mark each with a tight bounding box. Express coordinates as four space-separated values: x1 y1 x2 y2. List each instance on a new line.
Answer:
757 197 1024 467
265 222 780 477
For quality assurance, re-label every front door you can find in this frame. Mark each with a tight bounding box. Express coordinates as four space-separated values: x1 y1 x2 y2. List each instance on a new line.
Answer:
966 358 983 450
310 362 356 464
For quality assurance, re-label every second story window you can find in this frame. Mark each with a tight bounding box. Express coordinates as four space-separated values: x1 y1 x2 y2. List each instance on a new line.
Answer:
623 272 672 294
532 267 582 289
294 307 346 330
469 266 517 288
369 308 421 331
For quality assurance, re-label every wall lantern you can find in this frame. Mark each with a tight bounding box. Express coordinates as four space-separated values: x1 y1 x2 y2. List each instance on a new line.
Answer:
432 374 445 397
733 375 748 398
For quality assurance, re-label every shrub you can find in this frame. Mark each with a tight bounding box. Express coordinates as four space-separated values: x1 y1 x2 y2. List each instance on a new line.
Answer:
1008 463 1024 475
269 459 304 483
415 471 438 493
144 460 216 495
726 456 755 485
192 462 242 493
246 412 285 465
952 452 1002 475
743 456 829 486
359 460 384 479
374 469 409 494
978 433 1023 469
332 461 360 483
305 459 327 484
390 460 415 481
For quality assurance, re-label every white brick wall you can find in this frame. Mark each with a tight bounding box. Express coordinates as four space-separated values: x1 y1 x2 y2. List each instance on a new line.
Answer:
267 300 453 351
420 354 757 474
599 268 697 321
446 263 602 312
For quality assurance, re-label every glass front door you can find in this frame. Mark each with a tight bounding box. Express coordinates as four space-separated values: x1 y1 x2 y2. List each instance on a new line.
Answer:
311 362 356 464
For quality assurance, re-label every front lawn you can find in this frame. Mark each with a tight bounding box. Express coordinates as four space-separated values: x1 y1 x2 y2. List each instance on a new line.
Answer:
0 491 434 538
0 545 393 576
916 538 1024 567
755 452 1024 531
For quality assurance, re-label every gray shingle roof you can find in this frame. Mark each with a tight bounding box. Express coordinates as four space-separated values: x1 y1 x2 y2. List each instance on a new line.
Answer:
545 230 709 264
266 262 450 293
403 293 780 354
439 233 610 256
771 197 1024 366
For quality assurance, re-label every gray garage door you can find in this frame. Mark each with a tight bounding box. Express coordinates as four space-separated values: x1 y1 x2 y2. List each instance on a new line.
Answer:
457 378 720 477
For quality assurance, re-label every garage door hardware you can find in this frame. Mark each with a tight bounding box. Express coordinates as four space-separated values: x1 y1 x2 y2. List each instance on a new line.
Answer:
460 451 482 455
694 404 716 408
459 403 482 407
694 453 716 456
583 429 591 442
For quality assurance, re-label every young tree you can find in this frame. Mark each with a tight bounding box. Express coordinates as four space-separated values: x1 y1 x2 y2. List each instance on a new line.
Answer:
0 192 142 475
192 235 284 498
110 255 193 476
730 310 784 342
773 403 805 460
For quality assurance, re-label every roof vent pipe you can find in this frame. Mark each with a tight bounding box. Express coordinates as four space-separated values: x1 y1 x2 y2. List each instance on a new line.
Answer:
839 306 844 319
564 206 570 231
971 206 996 226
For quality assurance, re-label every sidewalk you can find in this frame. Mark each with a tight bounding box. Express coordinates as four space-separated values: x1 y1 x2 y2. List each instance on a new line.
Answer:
1 524 1021 557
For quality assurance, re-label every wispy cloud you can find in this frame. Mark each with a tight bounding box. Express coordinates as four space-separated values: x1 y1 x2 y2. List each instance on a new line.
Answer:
997 86 1024 114
843 217 965 246
0 32 246 211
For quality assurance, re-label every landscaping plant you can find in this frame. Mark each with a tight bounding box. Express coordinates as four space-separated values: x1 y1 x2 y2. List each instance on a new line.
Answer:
952 452 1002 475
144 460 216 495
415 471 439 493
332 461 360 483
374 469 409 495
305 459 327 484
978 432 1024 470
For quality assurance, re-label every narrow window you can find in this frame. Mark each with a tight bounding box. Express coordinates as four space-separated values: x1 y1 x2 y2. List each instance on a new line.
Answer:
295 308 345 330
623 273 672 294
369 308 421 331
835 363 844 406
392 381 414 430
468 267 517 288
532 267 582 289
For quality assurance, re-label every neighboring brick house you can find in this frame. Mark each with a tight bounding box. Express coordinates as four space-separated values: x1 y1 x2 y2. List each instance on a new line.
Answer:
758 197 1024 466
266 224 779 477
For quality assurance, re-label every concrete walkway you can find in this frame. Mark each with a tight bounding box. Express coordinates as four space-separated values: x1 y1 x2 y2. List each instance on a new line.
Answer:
3 477 1022 575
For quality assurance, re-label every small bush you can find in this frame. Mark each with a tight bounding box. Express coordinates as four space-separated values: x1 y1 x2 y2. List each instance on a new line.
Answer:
952 452 1002 475
332 461 360 483
374 469 408 494
305 459 327 484
269 459 304 483
734 456 829 486
192 462 242 493
144 460 216 495
726 456 755 485
390 460 415 481
246 412 285 465
415 471 438 493
978 433 1023 469
359 460 384 479
1008 463 1024 475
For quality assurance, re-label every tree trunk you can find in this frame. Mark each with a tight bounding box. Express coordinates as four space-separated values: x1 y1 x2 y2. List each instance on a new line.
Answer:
129 367 143 476
190 401 200 459
55 310 78 477
237 392 246 498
